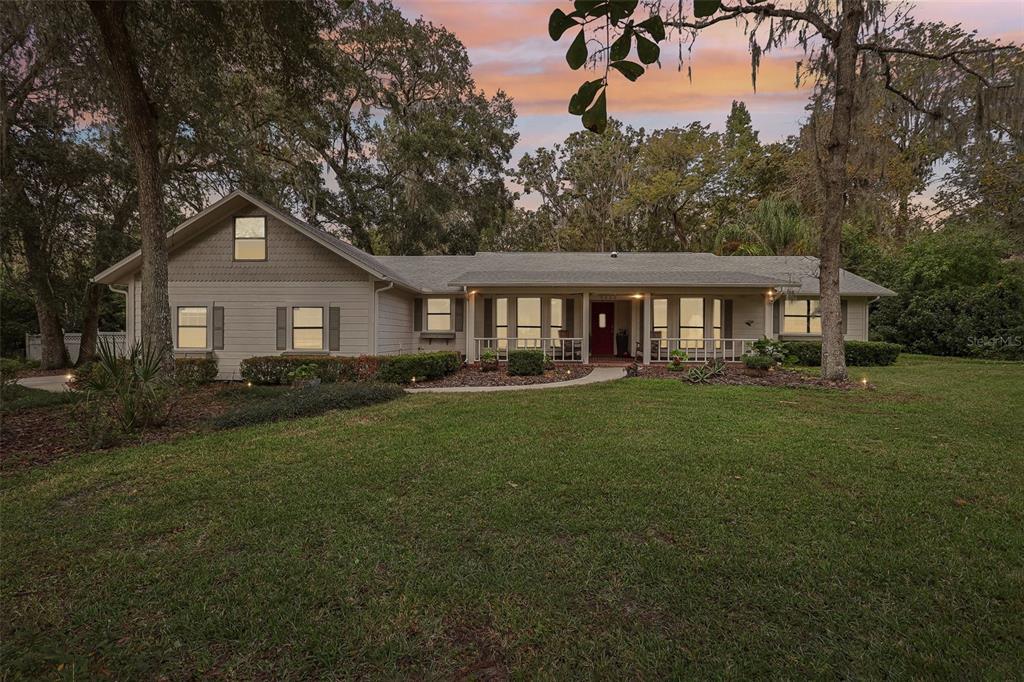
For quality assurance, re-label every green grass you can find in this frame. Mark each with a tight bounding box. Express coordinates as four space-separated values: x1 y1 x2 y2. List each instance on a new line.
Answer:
0 386 78 413
3 356 1022 678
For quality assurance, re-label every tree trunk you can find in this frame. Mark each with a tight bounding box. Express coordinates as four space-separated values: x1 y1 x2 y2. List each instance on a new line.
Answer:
77 283 103 365
9 185 69 369
88 1 173 369
818 0 865 382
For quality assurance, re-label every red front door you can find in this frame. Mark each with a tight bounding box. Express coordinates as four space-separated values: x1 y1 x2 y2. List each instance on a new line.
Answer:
590 302 615 355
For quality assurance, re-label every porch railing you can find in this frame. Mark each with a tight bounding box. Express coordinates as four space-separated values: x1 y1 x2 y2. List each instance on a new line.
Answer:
476 337 584 362
650 338 754 363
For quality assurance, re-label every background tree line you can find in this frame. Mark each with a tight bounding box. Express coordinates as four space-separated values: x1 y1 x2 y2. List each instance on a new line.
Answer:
2 0 1021 367
2 0 516 366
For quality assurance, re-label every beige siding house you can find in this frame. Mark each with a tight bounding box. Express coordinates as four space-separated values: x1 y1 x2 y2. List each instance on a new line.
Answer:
96 192 895 379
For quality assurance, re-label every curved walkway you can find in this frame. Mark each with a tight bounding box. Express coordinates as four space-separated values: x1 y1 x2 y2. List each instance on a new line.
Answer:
406 366 626 394
17 375 71 393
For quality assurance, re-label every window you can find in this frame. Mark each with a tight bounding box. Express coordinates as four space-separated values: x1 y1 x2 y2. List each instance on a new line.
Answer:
784 298 821 334
517 297 541 347
234 216 266 260
652 298 668 348
712 298 722 348
427 298 451 331
177 307 208 349
292 307 324 349
550 298 563 332
679 297 704 341
495 297 508 349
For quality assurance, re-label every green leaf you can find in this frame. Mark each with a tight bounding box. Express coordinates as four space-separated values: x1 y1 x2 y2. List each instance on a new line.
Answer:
694 0 722 18
568 78 604 115
610 60 645 81
609 0 639 23
581 90 607 133
637 15 666 41
566 29 588 70
609 28 632 61
548 9 578 41
635 34 660 64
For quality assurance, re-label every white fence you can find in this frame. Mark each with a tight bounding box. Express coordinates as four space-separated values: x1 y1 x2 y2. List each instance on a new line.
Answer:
25 332 127 363
476 337 584 362
650 337 755 363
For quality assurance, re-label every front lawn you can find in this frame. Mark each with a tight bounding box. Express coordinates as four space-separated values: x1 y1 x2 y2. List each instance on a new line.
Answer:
2 355 1022 677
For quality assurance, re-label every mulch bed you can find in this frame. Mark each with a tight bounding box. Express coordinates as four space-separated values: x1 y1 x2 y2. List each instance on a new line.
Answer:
633 364 865 390
411 364 595 388
0 384 239 474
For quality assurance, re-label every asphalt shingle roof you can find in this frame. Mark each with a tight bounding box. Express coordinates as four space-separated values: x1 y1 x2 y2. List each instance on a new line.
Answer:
375 252 895 296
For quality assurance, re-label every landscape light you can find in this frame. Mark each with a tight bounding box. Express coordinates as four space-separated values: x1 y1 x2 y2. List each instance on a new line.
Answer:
861 377 868 386
246 381 252 388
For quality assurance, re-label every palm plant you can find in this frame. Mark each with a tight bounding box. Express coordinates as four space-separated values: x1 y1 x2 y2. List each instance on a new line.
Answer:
716 196 813 256
76 338 173 438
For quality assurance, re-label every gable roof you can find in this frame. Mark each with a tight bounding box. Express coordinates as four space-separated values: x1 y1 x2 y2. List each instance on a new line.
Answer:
95 192 894 297
93 191 417 289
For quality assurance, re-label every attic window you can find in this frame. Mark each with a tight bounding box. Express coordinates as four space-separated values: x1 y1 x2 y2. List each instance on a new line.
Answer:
234 217 266 260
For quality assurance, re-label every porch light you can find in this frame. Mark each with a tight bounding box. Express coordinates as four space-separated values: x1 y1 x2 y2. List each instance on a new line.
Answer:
632 293 643 299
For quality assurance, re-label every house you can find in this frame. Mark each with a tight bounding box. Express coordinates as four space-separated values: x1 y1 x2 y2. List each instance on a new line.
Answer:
94 191 896 380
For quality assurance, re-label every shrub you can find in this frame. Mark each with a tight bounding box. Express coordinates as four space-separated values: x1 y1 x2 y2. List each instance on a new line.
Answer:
174 357 218 385
749 337 786 363
743 354 774 370
846 341 901 366
781 340 902 366
287 363 320 384
507 349 545 376
685 360 727 384
0 357 22 399
480 348 499 371
213 382 405 429
239 352 457 385
378 351 461 384
73 340 174 446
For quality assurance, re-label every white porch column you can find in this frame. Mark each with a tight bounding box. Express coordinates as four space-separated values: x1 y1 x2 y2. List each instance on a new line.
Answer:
642 293 651 364
465 292 476 362
765 291 776 339
581 292 590 363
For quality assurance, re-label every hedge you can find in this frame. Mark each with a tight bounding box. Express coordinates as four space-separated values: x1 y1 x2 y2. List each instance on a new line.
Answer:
174 357 218 384
377 351 461 384
782 340 902 366
508 349 545 376
239 351 460 385
213 382 405 429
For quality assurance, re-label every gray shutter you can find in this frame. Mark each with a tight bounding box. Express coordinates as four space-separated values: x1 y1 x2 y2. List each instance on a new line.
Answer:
723 299 733 339
329 306 341 351
773 299 783 337
483 298 493 336
454 298 465 332
276 307 287 350
841 299 848 336
413 298 423 332
212 306 224 350
564 298 575 335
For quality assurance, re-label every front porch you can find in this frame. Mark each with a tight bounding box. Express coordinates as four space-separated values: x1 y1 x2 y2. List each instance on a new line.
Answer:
463 289 774 365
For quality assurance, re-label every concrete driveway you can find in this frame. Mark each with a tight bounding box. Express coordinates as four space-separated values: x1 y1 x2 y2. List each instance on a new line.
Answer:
18 374 72 393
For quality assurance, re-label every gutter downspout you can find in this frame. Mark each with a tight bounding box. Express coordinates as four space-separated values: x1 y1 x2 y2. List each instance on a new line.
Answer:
373 280 395 355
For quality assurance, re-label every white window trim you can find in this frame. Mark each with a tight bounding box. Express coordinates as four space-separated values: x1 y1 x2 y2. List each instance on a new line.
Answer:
233 216 267 261
425 297 453 332
782 297 822 336
290 303 329 352
174 302 213 351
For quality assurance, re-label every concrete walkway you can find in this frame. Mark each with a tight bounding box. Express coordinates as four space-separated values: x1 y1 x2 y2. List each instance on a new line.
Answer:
406 366 626 394
17 374 71 393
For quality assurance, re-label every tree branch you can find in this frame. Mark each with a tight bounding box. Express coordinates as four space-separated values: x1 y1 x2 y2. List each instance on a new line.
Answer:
667 3 839 42
858 41 1018 89
878 52 943 119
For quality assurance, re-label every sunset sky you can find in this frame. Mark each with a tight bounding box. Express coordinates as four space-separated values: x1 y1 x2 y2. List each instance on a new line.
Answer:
396 0 1023 161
